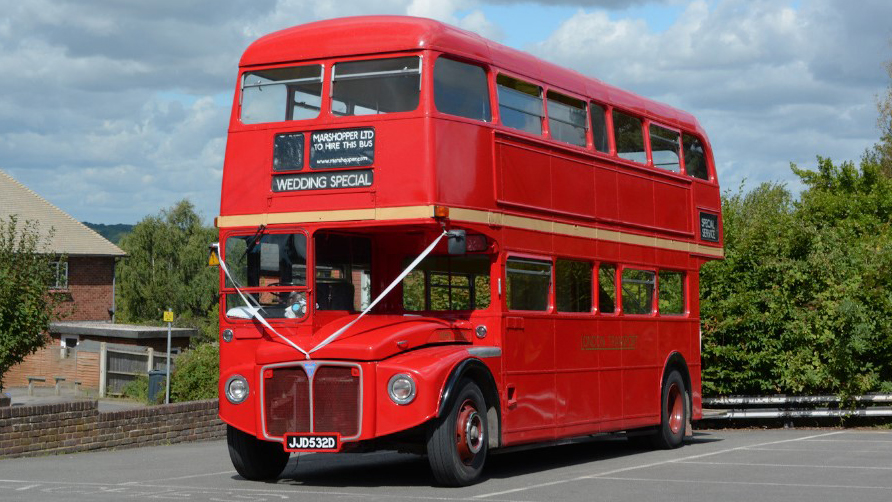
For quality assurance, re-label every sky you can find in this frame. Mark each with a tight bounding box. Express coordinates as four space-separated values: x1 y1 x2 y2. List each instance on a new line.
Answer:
0 0 890 224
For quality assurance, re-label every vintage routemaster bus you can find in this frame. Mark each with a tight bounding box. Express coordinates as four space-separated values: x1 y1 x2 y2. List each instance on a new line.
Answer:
215 16 722 486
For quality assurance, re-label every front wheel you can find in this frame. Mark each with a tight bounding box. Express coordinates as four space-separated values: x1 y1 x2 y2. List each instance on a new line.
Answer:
227 425 291 480
651 369 688 449
426 379 488 486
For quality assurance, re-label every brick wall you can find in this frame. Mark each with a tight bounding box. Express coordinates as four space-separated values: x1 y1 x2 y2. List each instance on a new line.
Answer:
57 256 116 322
0 400 226 459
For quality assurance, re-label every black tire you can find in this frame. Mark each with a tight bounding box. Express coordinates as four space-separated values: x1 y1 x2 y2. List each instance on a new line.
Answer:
227 425 291 480
651 370 687 449
426 379 488 486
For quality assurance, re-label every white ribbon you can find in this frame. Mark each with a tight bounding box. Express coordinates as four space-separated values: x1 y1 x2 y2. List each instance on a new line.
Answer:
308 229 448 354
214 242 311 359
213 229 448 360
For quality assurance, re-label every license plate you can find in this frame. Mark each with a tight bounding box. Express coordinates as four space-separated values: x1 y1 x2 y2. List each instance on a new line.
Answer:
283 433 340 452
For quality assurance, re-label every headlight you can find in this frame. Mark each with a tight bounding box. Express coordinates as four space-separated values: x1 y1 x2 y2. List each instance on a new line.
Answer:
225 375 249 404
387 373 416 405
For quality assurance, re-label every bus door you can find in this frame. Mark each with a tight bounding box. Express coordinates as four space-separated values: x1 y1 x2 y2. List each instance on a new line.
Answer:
501 256 556 444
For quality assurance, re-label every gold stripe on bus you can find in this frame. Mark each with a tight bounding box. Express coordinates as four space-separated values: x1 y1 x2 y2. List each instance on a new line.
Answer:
217 205 724 258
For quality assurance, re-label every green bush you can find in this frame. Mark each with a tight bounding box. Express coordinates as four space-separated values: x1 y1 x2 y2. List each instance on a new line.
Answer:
701 158 892 397
171 342 219 402
121 374 149 402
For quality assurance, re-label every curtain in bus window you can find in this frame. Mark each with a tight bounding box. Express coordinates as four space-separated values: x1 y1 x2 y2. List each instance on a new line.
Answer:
649 124 681 173
590 103 609 153
613 111 646 163
506 258 551 311
556 259 592 312
683 133 709 180
658 271 685 315
241 65 322 124
547 92 587 147
621 268 655 315
434 58 491 122
497 75 543 135
332 57 420 116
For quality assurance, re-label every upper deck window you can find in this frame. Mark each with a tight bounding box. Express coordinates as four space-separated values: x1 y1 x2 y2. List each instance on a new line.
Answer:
332 57 420 116
590 103 609 153
649 124 681 173
434 57 491 122
613 110 646 163
241 65 323 124
547 92 587 147
496 75 543 135
683 133 709 180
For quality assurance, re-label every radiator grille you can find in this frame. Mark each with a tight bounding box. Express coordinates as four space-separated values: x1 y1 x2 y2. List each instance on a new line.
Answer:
313 366 360 437
264 368 310 437
263 364 361 439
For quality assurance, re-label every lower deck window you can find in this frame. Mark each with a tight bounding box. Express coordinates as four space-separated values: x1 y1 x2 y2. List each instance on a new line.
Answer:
658 271 685 315
556 259 592 312
403 255 490 311
621 268 655 315
506 258 551 311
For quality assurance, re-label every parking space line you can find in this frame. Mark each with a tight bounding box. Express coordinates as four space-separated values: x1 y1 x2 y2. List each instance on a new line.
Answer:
593 476 892 492
744 447 888 453
801 439 892 443
473 431 846 499
678 460 892 470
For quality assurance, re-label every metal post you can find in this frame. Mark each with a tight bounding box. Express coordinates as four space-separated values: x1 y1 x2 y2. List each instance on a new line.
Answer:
166 309 172 404
99 342 107 398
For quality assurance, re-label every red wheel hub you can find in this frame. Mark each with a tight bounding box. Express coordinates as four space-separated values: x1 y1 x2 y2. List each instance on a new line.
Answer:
667 382 684 435
455 399 484 464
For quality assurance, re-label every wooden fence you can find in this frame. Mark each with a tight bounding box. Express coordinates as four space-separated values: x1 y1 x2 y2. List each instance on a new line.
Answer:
98 342 174 397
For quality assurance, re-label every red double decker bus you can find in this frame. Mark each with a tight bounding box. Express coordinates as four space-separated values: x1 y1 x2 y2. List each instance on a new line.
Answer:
215 16 722 486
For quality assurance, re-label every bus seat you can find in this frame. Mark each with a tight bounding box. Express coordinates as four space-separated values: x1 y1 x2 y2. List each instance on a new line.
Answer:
316 281 354 310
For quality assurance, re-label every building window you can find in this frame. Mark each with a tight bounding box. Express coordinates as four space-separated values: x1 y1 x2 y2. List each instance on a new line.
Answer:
50 260 68 289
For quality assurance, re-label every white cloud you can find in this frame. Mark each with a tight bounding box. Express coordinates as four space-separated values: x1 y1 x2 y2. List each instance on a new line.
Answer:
0 0 888 224
533 0 892 190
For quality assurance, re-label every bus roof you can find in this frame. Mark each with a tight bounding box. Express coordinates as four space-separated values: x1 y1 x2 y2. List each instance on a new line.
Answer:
241 16 703 133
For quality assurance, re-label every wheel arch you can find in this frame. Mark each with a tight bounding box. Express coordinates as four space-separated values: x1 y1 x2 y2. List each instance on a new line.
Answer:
437 358 501 449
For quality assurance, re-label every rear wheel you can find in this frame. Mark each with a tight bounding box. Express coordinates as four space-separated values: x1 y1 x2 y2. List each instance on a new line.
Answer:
426 379 488 486
227 425 291 480
651 369 687 449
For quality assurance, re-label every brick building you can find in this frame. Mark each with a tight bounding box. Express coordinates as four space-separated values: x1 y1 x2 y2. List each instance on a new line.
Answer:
1 170 197 393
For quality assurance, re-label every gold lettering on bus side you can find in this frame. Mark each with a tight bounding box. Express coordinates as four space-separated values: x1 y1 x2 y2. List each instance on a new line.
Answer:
580 334 638 351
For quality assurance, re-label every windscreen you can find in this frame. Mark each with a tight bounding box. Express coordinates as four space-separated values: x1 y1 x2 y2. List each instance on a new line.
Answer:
224 233 308 319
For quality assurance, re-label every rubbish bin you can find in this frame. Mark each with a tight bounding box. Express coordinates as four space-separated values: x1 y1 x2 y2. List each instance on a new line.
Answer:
148 370 168 403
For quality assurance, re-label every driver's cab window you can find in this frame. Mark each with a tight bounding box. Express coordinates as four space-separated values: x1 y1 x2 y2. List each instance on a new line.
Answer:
315 233 372 311
223 232 308 319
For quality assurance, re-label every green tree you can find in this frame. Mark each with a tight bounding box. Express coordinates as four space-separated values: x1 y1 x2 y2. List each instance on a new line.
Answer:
116 200 218 342
700 157 892 397
0 217 63 391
